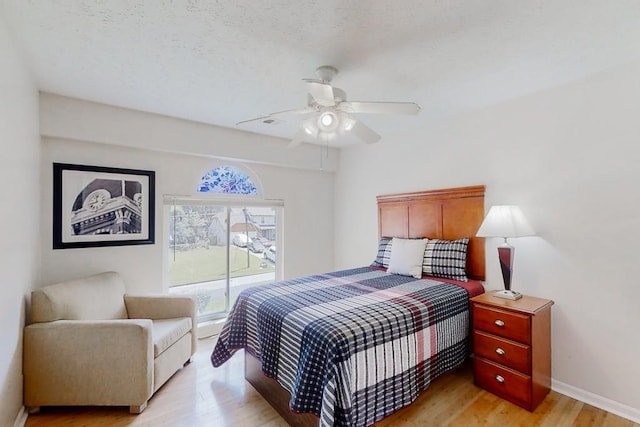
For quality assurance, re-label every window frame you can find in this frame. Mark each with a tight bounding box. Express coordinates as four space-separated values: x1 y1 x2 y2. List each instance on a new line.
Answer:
162 196 284 323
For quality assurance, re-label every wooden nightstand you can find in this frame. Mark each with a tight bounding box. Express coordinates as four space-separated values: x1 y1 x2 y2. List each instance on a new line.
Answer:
471 291 554 411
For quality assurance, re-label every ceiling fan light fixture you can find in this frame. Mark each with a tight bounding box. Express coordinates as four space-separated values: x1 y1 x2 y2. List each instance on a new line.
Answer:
301 118 318 138
342 116 355 131
317 111 339 133
320 113 334 126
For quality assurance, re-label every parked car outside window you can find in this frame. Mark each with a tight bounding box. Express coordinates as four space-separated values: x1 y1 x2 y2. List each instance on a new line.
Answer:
248 238 265 253
265 246 276 263
232 234 248 247
255 236 272 248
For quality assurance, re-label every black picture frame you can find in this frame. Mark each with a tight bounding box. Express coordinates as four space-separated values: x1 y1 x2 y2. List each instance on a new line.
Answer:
53 163 155 249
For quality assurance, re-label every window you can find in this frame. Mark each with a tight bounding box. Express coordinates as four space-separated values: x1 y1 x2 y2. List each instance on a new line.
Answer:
198 165 258 195
166 203 280 322
165 164 279 323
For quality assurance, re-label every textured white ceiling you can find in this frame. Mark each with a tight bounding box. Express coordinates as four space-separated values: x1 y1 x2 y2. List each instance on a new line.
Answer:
2 1 640 146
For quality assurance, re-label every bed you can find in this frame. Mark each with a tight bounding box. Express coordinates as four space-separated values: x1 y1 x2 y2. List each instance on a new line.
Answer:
211 185 486 427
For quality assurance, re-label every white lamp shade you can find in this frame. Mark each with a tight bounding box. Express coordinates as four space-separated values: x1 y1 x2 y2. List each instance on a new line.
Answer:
476 205 535 238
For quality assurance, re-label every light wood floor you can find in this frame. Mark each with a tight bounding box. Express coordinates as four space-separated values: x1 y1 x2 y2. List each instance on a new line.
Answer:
26 337 638 427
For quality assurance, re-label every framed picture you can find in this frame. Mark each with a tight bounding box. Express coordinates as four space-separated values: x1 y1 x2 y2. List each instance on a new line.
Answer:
53 163 155 249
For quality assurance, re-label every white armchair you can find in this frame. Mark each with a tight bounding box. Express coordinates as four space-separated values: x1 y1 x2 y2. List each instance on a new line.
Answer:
23 272 197 414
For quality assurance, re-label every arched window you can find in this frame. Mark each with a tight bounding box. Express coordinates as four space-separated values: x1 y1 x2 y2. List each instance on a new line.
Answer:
198 165 258 195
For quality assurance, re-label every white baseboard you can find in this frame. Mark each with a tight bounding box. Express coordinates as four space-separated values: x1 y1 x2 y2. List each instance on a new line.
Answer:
552 379 640 423
13 406 27 427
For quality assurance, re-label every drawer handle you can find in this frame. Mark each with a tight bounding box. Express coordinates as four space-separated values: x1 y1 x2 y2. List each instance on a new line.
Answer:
495 375 505 384
495 347 505 356
494 319 505 327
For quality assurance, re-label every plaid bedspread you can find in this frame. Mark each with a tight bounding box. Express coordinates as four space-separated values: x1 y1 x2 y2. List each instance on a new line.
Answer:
211 267 471 427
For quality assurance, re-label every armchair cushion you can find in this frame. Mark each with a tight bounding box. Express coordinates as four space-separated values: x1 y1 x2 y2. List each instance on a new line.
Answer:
31 272 127 322
152 318 192 357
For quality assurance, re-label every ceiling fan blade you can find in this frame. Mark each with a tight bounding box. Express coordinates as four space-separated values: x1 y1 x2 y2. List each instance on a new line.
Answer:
302 78 324 85
236 115 273 126
305 81 335 107
269 106 315 118
339 101 421 115
236 107 314 125
350 118 381 144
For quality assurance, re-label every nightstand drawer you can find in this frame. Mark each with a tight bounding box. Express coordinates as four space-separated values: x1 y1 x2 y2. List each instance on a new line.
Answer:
474 305 531 344
474 357 531 409
474 330 531 374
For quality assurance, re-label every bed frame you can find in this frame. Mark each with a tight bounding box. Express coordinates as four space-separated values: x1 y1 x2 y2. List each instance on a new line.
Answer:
245 185 486 426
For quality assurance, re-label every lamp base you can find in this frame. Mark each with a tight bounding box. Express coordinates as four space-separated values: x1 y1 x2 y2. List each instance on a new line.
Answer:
494 289 523 300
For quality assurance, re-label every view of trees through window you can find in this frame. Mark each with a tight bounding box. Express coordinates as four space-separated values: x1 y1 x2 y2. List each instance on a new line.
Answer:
168 204 277 321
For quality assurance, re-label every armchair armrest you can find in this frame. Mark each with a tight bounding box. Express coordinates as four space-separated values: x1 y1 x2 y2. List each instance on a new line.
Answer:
125 294 198 356
124 294 196 320
24 319 153 407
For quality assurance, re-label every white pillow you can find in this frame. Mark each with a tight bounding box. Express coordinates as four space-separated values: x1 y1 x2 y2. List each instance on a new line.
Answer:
387 238 428 279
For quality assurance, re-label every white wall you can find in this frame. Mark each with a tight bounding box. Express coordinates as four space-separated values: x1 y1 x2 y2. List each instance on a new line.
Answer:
334 60 640 420
0 15 40 427
39 101 334 293
40 93 339 173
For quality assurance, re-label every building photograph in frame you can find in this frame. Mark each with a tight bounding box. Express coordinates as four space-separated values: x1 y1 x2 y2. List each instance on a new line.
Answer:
53 163 155 249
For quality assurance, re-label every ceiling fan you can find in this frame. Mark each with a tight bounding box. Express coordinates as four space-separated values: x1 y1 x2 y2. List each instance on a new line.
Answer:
237 66 421 148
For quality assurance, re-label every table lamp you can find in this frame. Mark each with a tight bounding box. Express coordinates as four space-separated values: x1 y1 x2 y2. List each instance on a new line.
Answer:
476 205 535 300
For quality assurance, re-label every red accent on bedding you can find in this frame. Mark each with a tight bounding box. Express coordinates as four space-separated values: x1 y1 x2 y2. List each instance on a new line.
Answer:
427 276 485 298
368 265 485 298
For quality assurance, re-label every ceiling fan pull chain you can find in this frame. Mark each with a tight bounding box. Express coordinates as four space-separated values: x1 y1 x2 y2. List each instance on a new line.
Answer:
325 135 329 160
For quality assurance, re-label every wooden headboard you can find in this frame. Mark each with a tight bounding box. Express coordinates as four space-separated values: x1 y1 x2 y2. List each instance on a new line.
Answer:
377 185 486 281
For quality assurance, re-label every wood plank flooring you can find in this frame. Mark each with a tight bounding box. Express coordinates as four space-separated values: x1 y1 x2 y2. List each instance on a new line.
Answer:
25 337 638 427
